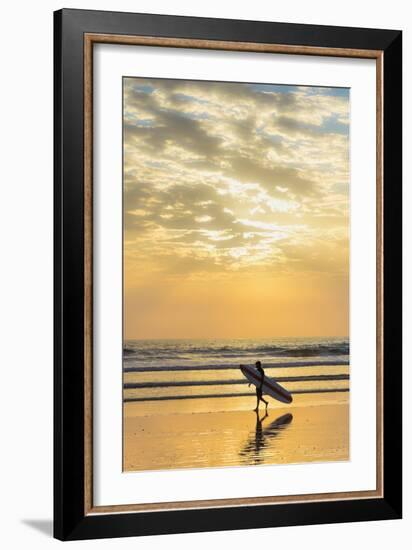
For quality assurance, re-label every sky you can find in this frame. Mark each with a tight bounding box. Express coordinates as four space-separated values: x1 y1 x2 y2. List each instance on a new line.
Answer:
123 78 350 340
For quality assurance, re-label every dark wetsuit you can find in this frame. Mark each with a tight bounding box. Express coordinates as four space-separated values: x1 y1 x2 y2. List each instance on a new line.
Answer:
256 365 265 398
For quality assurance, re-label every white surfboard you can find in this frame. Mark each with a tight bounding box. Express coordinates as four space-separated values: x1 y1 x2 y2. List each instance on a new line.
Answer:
240 364 293 404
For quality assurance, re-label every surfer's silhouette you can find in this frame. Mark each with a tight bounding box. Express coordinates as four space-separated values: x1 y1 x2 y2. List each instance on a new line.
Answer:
254 361 269 412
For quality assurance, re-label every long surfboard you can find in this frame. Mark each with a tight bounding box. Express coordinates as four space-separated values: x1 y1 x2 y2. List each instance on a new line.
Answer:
240 364 293 404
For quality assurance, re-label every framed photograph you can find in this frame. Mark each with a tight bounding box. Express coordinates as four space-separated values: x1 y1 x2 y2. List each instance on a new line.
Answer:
54 8 402 540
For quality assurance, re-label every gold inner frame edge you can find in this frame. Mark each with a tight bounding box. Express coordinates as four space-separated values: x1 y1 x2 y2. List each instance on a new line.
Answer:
83 33 384 515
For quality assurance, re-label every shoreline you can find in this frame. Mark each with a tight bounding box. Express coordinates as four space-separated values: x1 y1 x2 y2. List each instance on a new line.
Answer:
124 396 349 472
124 391 349 417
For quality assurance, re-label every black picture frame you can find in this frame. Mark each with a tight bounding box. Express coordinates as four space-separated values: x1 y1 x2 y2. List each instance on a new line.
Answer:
54 8 402 541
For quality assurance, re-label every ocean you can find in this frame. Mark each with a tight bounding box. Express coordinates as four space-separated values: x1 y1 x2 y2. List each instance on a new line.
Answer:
123 337 350 470
123 337 349 409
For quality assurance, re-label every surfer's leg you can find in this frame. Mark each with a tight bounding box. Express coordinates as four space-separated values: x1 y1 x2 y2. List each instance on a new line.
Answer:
262 397 269 410
254 393 259 411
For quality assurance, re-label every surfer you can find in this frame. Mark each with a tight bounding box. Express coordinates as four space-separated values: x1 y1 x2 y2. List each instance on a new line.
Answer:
254 361 269 412
240 362 292 406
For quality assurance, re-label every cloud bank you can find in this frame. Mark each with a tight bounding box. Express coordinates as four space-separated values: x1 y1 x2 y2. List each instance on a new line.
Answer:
124 78 349 286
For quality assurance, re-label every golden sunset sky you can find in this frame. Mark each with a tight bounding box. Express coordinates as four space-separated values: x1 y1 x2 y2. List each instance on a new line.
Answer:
123 78 349 339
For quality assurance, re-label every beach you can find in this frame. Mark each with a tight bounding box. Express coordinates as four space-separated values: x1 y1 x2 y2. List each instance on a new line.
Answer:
123 337 349 472
124 392 349 472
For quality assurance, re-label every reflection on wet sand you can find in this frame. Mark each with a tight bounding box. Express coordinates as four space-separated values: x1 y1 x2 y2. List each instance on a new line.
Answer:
239 412 293 465
124 394 349 472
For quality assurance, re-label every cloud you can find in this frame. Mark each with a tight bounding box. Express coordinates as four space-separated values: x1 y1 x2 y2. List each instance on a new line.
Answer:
123 77 349 283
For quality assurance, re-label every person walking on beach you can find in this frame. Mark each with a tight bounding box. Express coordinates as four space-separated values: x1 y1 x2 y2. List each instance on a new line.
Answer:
254 361 269 412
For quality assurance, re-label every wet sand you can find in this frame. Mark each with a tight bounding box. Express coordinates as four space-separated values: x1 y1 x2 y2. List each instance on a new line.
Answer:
123 393 349 471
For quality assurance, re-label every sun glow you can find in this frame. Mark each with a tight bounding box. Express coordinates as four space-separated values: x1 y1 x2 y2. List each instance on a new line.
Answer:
124 78 350 339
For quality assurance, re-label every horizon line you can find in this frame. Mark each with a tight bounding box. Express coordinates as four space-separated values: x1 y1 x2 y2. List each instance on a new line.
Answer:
124 335 349 341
